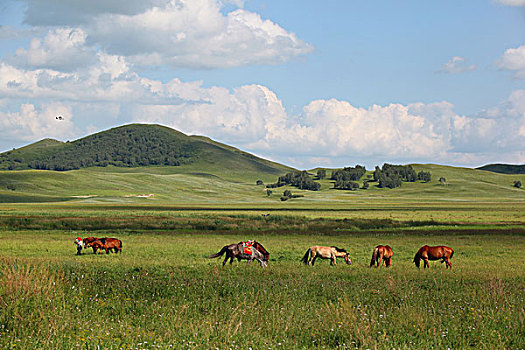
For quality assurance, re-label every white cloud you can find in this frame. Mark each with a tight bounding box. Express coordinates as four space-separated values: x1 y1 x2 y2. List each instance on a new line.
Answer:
0 62 523 167
440 56 476 74
0 103 76 143
89 1 312 68
12 0 311 70
498 45 525 78
6 28 95 72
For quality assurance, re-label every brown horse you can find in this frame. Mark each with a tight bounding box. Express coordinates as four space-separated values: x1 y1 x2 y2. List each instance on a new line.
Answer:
301 246 351 266
208 241 268 267
413 245 454 269
87 238 122 254
369 245 393 267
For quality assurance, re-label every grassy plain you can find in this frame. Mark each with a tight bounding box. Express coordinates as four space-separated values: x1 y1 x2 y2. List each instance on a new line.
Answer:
0 163 524 349
1 220 524 349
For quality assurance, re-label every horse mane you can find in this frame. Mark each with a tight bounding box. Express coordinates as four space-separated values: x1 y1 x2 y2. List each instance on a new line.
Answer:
331 246 347 253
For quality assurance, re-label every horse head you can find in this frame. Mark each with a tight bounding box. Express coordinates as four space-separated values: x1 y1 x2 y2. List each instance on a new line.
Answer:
344 252 352 265
253 241 270 262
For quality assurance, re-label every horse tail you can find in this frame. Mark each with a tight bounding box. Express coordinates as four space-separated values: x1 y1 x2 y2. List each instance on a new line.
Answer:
208 246 228 259
301 248 311 265
413 248 421 268
449 248 454 259
119 240 123 253
370 246 379 267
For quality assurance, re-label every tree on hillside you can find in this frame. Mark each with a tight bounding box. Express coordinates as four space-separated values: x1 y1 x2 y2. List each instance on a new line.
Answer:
417 171 431 182
514 180 522 189
316 169 326 179
268 171 321 191
439 177 447 186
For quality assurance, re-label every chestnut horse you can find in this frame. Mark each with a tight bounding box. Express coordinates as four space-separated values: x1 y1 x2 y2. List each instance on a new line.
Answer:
208 241 269 267
301 246 351 266
413 245 454 269
369 245 393 267
87 238 122 254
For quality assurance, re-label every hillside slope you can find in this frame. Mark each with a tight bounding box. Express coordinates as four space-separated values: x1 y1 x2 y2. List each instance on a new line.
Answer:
0 124 291 176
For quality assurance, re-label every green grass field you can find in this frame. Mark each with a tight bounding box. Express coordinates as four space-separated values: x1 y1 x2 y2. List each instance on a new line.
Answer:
1 225 524 349
0 163 524 205
0 163 524 349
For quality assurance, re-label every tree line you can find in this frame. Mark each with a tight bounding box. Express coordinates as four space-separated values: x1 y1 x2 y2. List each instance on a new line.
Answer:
265 164 432 193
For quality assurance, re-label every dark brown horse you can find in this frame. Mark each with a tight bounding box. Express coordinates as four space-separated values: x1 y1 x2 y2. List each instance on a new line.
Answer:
208 241 268 267
413 245 454 269
369 245 393 267
301 246 351 266
87 238 122 254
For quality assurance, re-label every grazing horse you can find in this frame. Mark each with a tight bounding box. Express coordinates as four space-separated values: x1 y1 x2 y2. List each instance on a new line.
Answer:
369 245 393 267
87 238 122 254
413 245 454 269
301 246 351 266
208 241 268 267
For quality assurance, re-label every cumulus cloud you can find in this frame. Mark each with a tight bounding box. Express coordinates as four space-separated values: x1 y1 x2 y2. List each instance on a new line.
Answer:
497 45 525 78
1 55 523 166
6 28 96 71
12 0 312 70
0 103 76 143
440 56 476 74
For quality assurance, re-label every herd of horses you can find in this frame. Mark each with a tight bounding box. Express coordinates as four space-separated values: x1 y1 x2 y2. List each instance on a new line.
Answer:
208 242 454 269
81 236 122 254
76 236 454 269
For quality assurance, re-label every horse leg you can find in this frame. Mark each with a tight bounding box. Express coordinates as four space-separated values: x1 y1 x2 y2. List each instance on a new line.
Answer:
311 254 317 266
423 258 429 268
446 258 452 269
330 254 336 266
385 258 391 267
377 253 384 268
222 255 229 266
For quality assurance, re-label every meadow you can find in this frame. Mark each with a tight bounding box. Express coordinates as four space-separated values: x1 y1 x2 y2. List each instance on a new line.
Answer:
0 216 524 349
0 163 524 349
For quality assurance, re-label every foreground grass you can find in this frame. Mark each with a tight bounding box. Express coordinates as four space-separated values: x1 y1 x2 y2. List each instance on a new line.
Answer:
1 231 524 349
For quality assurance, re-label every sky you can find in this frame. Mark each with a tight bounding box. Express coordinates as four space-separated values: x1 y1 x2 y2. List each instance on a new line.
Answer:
0 0 524 169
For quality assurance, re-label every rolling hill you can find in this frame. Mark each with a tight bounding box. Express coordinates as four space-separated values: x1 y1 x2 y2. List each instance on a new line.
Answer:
0 124 291 175
0 124 523 205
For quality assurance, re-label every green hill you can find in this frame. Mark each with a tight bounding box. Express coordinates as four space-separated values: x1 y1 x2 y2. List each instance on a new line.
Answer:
0 124 523 205
0 124 290 174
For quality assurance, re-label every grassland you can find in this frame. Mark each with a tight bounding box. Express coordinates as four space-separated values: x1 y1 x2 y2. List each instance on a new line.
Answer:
1 228 524 349
0 163 524 206
0 162 524 348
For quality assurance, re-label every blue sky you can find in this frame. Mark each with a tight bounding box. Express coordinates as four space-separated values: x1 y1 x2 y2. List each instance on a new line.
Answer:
0 0 524 169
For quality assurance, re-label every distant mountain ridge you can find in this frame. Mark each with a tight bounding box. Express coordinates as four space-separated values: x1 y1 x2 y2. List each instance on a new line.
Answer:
476 164 525 175
0 124 291 175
